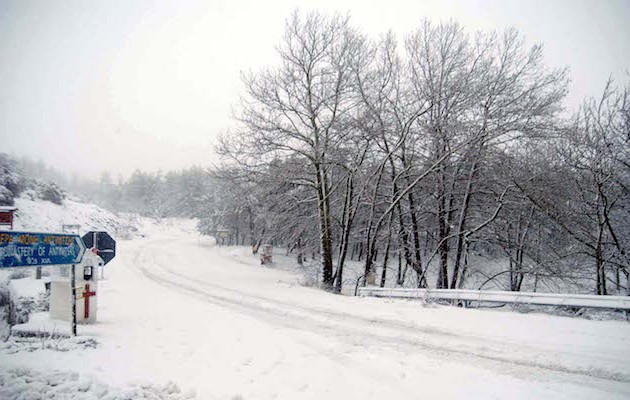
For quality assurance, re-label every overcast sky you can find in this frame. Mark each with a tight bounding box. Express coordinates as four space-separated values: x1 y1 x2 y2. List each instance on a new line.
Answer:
1 0 629 179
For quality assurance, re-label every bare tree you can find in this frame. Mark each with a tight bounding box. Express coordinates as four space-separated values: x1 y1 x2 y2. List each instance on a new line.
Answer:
222 11 366 290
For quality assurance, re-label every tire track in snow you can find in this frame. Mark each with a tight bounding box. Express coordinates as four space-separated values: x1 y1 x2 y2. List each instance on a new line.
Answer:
129 239 417 398
131 236 630 387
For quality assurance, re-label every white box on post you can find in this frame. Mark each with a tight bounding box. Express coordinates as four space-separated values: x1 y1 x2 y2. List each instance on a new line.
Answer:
50 252 103 324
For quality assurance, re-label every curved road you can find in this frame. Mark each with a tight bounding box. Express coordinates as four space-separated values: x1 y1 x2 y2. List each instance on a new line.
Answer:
118 227 630 399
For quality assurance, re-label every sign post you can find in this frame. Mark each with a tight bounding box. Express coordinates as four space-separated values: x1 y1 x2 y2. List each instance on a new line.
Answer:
0 230 86 336
71 264 77 336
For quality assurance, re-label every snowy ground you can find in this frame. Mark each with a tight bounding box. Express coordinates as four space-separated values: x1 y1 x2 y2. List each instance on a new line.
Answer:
2 219 630 399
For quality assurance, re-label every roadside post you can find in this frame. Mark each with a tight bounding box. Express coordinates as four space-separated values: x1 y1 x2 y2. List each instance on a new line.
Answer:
260 244 273 265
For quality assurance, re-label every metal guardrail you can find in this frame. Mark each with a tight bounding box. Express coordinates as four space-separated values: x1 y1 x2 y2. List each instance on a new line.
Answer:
358 287 630 310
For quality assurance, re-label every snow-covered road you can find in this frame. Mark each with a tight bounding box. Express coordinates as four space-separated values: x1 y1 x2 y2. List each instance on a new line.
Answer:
4 222 630 399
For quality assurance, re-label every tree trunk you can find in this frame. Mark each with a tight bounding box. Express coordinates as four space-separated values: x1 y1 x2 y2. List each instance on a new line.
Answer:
435 144 450 289
334 175 355 293
380 210 395 287
248 206 255 247
450 158 478 289
315 163 334 290
436 192 450 288
616 267 621 292
596 222 607 295
457 241 470 289
363 167 386 282
297 237 303 266
407 190 426 287
397 250 403 286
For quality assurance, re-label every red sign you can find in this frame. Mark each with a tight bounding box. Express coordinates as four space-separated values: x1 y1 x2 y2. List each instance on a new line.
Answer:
0 211 13 229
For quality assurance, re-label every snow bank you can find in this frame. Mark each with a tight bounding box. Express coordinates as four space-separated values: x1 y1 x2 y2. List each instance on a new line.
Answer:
0 368 196 400
8 278 45 300
0 308 9 341
9 312 75 338
0 333 97 353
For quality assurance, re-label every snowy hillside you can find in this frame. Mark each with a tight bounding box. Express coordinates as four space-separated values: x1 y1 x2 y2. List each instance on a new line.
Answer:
12 196 138 238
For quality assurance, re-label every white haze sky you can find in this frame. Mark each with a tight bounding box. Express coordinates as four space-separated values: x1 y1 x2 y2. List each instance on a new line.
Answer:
1 0 629 179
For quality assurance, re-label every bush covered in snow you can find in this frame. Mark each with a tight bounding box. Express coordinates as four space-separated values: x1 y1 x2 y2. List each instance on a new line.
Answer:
6 269 29 281
0 368 196 400
37 182 65 205
0 284 9 308
1 335 98 352
0 153 24 206
8 295 43 326
0 286 9 341
0 186 14 206
7 279 48 325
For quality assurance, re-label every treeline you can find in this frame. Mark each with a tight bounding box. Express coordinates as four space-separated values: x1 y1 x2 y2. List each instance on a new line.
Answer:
77 167 217 222
213 12 630 295
0 154 219 225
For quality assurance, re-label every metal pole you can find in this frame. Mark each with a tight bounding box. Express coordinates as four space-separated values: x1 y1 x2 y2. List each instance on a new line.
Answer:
71 264 77 336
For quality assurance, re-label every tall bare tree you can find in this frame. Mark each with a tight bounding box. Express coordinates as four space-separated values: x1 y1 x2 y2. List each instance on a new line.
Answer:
222 11 366 290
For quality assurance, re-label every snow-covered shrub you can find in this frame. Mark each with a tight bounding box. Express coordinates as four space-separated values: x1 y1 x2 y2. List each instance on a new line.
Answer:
20 188 38 201
7 269 29 280
1 335 98 351
9 296 36 325
0 185 13 206
36 290 49 312
7 279 48 325
7 291 48 325
0 284 8 307
0 153 24 205
0 284 9 341
38 182 65 205
196 217 215 236
0 368 195 400
116 224 135 240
